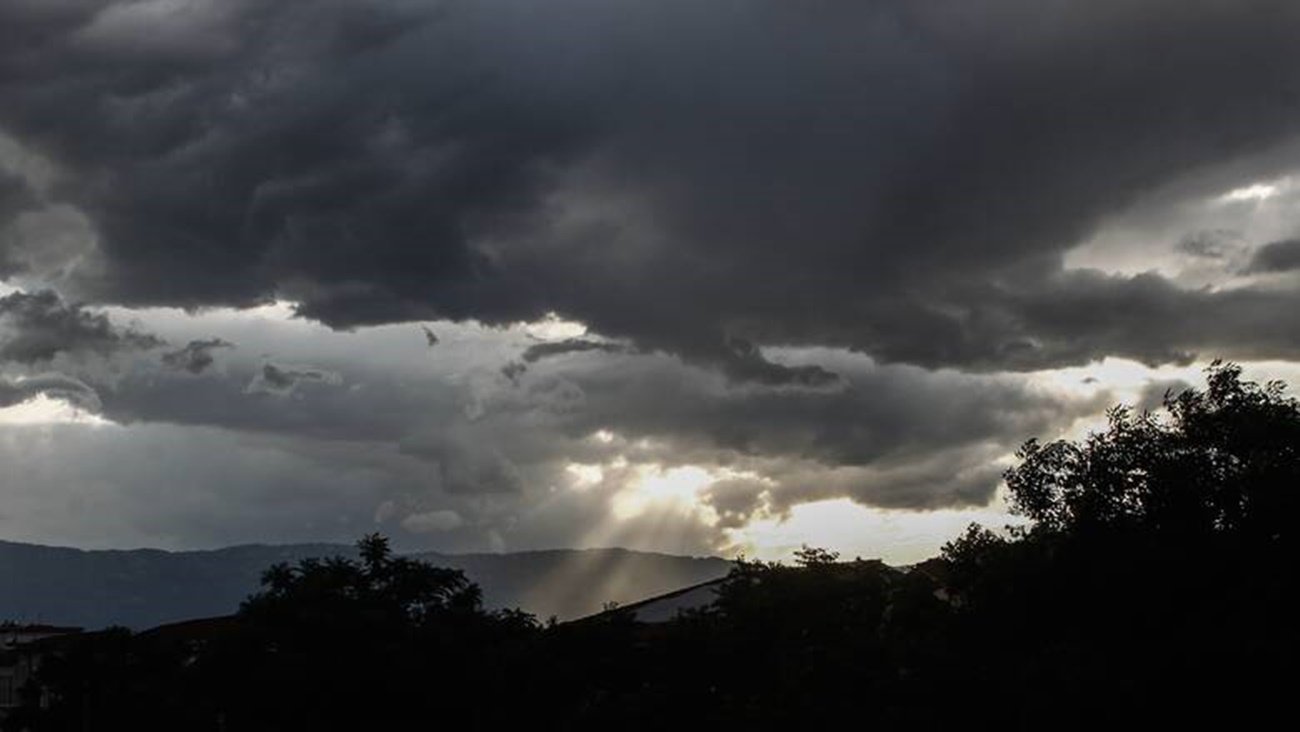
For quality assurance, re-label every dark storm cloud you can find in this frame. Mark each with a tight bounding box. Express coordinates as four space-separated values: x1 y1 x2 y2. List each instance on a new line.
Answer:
851 270 1300 371
0 0 592 316
516 337 836 387
714 339 841 389
503 336 633 381
0 420 428 550
0 172 35 220
535 354 1098 477
0 171 40 275
1245 239 1300 273
3 1 1300 377
0 175 36 279
9 0 1300 555
0 289 162 364
754 447 1011 513
160 338 234 374
101 360 430 443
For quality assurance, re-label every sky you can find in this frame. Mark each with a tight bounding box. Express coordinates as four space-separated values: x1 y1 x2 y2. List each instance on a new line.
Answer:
3 0 1300 563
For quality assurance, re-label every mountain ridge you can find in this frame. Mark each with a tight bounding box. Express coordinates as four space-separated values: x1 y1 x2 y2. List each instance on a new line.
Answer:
0 539 732 629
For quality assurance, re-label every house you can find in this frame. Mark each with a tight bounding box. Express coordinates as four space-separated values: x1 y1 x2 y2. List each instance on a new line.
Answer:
0 623 83 718
571 577 727 626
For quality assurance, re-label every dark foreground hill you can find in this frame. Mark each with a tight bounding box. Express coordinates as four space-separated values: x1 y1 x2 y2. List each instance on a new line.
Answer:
0 540 730 629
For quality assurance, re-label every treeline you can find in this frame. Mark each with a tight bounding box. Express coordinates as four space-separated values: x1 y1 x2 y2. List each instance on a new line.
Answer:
6 363 1297 730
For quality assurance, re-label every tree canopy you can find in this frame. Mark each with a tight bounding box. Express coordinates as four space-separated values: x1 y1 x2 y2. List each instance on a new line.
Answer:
1006 361 1300 542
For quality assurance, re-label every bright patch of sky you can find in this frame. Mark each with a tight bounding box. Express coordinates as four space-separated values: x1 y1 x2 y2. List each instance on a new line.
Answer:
724 496 1023 566
1066 172 1300 287
0 393 112 426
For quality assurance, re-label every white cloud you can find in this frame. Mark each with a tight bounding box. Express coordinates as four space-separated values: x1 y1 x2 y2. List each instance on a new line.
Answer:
1218 178 1290 203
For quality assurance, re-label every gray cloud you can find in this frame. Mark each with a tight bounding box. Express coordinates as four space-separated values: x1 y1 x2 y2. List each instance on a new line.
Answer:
0 171 36 221
245 361 342 396
713 338 841 389
524 353 1101 487
401 509 465 534
1134 378 1194 414
502 337 629 382
0 421 417 550
1177 230 1243 260
848 270 1300 371
69 315 1101 521
521 338 625 364
514 337 840 388
139 339 1099 504
0 171 40 276
161 338 234 374
0 296 1191 555
1 1 1298 377
1 289 162 364
702 478 775 530
500 360 527 382
1245 239 1300 273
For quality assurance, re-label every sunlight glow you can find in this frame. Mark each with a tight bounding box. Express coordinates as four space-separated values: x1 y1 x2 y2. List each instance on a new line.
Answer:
521 312 587 341
1027 358 1203 440
606 464 771 524
1030 357 1202 403
565 463 604 489
634 465 715 503
1029 358 1300 441
611 465 717 520
101 298 302 329
1217 177 1289 203
724 497 1021 566
0 393 111 426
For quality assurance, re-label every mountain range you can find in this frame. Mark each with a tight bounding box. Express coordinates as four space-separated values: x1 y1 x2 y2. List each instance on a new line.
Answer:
0 540 732 629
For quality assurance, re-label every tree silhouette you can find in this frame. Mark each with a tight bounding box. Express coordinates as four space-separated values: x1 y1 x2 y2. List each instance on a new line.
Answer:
240 532 483 625
202 533 542 730
1006 360 1300 543
943 361 1300 727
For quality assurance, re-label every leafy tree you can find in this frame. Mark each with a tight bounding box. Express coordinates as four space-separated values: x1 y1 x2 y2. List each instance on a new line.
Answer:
1005 361 1300 543
942 362 1300 727
240 532 483 626
202 533 538 730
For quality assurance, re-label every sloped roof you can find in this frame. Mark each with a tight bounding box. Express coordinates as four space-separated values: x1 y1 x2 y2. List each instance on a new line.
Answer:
571 577 727 625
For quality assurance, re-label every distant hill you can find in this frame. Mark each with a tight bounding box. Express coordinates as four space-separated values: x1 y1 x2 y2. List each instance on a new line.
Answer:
0 540 731 629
